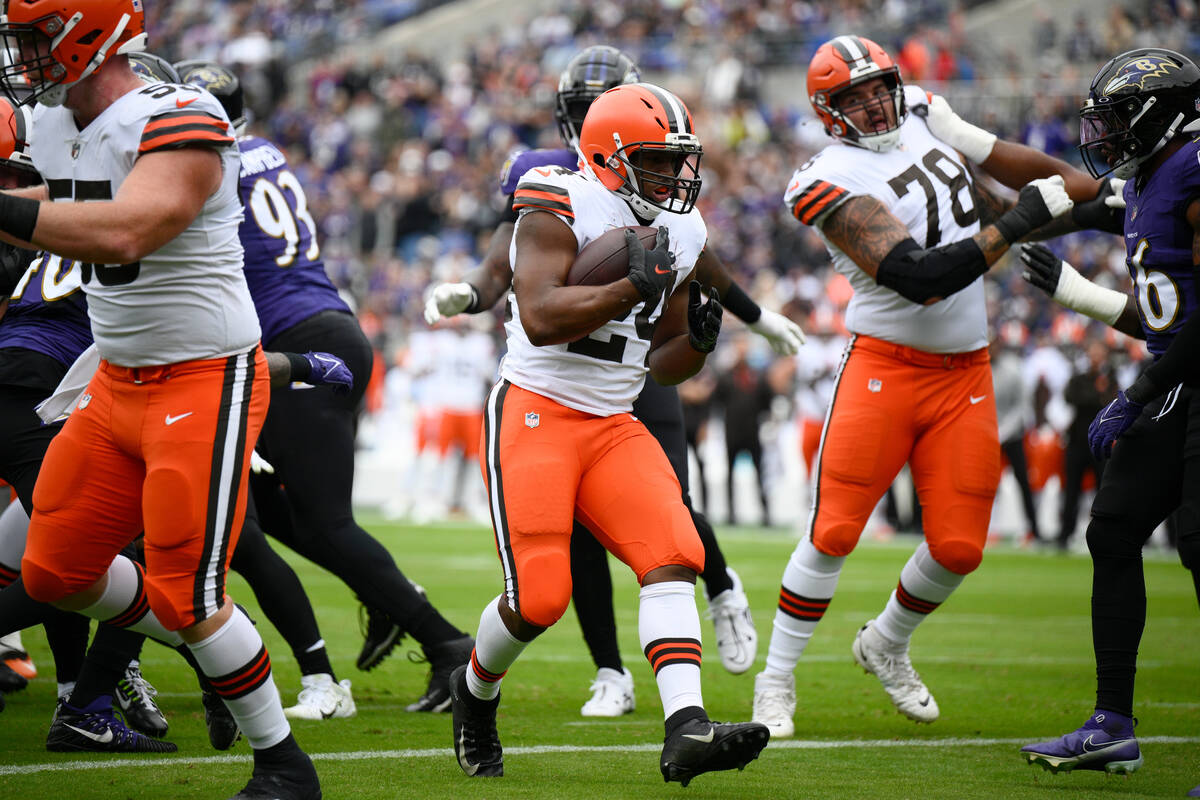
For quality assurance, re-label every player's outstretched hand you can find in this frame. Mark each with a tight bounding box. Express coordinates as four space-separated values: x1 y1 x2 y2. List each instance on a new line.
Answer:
749 308 806 355
1088 390 1144 460
995 175 1074 243
626 227 675 302
424 282 477 325
687 280 722 353
912 93 997 164
1018 243 1062 296
1071 177 1126 234
302 351 354 395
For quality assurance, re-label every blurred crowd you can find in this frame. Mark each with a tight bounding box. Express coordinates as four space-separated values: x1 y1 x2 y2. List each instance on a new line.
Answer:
147 0 1197 539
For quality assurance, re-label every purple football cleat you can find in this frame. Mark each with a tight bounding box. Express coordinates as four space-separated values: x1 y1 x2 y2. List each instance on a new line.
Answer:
1020 710 1142 774
1187 782 1200 797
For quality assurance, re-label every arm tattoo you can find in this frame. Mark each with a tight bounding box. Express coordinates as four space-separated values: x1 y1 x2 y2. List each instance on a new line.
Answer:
966 162 1012 227
820 195 911 278
973 226 1010 265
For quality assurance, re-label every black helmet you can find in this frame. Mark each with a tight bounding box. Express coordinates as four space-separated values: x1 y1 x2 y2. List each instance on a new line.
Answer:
174 60 246 133
128 52 180 84
1079 47 1200 179
553 45 641 149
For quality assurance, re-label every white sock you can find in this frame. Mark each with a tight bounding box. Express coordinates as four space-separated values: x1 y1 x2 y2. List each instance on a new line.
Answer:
57 680 75 701
465 596 526 701
187 605 290 750
764 536 844 675
0 499 28 577
873 541 963 645
639 581 703 719
78 555 183 646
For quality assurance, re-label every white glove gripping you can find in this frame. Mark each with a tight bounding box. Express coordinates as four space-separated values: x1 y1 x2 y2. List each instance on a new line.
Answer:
1052 258 1127 326
748 308 807 355
922 94 997 164
1105 178 1127 210
250 450 276 475
423 282 478 325
1031 174 1075 220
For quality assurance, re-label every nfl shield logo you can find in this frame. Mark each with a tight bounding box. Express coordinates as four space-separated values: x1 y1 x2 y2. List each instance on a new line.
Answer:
70 141 82 160
525 412 540 429
78 393 92 410
132 0 143 10
868 379 882 393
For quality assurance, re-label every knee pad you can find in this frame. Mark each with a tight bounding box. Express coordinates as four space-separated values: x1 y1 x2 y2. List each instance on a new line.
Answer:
1085 514 1146 560
515 548 572 629
926 537 983 576
143 577 188 632
20 556 69 603
812 519 863 558
142 467 199 550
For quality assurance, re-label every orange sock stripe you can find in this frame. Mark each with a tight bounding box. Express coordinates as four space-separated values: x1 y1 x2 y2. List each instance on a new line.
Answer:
0 563 17 587
896 582 939 615
643 638 702 674
105 560 150 628
209 646 273 699
469 651 506 683
778 587 831 621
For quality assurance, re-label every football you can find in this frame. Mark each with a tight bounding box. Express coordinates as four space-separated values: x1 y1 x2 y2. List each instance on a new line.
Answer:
565 225 659 286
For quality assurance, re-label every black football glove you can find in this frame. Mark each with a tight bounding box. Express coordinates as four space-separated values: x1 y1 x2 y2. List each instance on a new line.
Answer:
0 242 36 297
994 175 1073 243
625 227 675 302
687 280 722 353
1071 177 1125 234
1018 243 1062 297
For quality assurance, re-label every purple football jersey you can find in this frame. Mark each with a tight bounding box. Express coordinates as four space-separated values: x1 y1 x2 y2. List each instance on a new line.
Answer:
1123 137 1200 356
237 136 349 344
1 253 92 368
499 148 580 196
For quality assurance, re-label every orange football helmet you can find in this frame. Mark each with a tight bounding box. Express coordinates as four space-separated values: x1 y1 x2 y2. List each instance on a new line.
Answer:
807 35 906 152
0 0 146 107
0 97 37 188
578 82 702 218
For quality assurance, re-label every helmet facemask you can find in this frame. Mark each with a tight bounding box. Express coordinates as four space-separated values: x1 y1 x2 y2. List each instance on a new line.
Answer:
605 132 702 219
815 68 906 152
1080 93 1187 179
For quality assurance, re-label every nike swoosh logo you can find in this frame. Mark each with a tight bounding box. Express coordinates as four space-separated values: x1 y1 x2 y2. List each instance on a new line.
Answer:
1081 733 1133 753
682 726 715 743
457 730 480 776
918 696 931 707
176 96 198 108
969 395 986 405
64 722 113 744
165 412 193 425
654 266 672 275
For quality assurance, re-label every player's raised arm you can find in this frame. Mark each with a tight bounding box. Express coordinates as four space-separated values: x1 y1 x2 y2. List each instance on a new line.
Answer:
424 220 515 325
695 247 805 354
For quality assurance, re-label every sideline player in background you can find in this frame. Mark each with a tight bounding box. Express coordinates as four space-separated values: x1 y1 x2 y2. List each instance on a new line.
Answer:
0 2 317 796
1017 50 1200 790
176 59 475 714
448 81 768 785
750 35 1109 738
426 46 804 714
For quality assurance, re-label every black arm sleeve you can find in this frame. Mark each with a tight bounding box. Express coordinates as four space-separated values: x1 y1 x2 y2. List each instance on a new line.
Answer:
1125 311 1200 404
875 237 989 305
721 280 761 324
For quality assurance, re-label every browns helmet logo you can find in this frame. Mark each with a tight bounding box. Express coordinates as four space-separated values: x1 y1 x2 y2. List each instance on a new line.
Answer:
1102 56 1179 95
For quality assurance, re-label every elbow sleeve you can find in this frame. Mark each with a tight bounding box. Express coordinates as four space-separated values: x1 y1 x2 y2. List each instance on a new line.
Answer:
875 237 989 304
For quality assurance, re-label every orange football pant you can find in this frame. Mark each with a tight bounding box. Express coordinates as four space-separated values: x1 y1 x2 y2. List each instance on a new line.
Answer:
23 348 269 630
437 409 482 458
479 381 703 628
809 335 1000 575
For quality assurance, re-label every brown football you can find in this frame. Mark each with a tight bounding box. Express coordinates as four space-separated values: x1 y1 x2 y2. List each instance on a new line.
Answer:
565 225 659 286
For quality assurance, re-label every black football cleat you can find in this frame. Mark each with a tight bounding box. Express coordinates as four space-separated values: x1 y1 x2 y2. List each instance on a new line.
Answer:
660 718 770 787
356 604 403 672
449 664 502 777
227 751 321 800
203 688 242 750
46 696 178 753
407 635 474 712
115 663 169 738
0 660 27 693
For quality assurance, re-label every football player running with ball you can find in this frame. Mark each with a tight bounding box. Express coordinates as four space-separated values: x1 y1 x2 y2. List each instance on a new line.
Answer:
427 45 804 717
0 1 317 797
751 35 1116 738
448 82 769 786
1017 49 1200 790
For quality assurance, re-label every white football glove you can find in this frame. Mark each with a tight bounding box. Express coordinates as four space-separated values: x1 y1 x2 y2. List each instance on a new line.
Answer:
423 282 477 326
1030 174 1075 220
250 450 275 475
919 93 997 164
748 308 807 356
1104 178 1127 210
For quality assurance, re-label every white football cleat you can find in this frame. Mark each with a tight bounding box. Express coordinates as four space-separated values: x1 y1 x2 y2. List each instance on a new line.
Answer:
752 671 795 738
852 620 939 723
283 673 357 720
707 567 758 674
580 667 635 717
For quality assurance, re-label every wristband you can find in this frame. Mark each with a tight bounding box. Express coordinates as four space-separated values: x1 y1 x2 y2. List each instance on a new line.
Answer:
0 193 40 242
721 281 761 324
1053 260 1126 326
1123 373 1160 406
285 352 312 381
463 284 482 315
945 123 996 165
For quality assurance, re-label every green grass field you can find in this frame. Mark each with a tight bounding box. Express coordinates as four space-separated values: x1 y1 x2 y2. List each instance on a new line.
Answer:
0 516 1196 799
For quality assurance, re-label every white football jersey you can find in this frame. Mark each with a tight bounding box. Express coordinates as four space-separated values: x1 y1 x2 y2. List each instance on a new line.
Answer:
783 85 988 354
31 82 260 367
503 166 706 416
423 328 497 412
